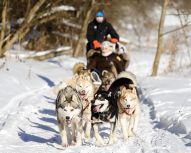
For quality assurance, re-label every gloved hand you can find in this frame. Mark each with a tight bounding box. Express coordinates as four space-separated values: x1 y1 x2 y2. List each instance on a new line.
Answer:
110 38 118 43
93 40 101 49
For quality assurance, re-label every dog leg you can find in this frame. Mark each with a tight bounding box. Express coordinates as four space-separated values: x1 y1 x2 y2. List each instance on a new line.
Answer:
75 123 82 146
60 126 69 147
119 115 128 141
71 123 76 145
127 117 134 137
93 124 105 146
82 120 86 139
108 123 116 145
85 122 91 139
132 115 139 135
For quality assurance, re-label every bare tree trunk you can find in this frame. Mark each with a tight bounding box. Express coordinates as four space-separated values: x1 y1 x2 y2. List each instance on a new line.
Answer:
177 9 191 63
73 0 95 57
0 0 8 57
151 0 169 76
0 0 46 57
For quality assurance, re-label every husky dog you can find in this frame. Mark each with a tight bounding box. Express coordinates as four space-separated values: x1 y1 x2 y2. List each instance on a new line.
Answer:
71 63 101 140
56 86 83 147
108 71 140 141
91 89 118 146
117 85 140 141
101 70 116 91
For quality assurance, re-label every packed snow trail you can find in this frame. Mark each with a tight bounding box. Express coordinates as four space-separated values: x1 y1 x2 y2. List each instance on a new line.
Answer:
0 82 189 153
0 52 190 152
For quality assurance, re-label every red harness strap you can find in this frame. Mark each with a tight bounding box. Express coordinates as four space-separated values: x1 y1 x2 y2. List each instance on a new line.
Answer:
82 99 90 112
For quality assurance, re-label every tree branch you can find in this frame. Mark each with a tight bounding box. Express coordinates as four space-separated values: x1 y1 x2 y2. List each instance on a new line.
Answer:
162 21 191 36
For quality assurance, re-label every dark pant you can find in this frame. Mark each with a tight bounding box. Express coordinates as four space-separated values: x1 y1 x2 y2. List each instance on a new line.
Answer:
86 42 94 53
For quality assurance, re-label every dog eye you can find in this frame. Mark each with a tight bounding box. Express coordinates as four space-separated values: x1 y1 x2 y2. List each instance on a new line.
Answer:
59 105 64 109
131 98 136 101
71 109 74 111
99 97 105 101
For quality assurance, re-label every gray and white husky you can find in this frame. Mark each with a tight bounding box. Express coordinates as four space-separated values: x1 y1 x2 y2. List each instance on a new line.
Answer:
56 86 83 147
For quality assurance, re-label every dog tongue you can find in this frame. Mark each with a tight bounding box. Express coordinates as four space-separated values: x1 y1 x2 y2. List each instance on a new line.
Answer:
125 108 133 115
80 94 86 99
66 120 71 125
93 105 100 112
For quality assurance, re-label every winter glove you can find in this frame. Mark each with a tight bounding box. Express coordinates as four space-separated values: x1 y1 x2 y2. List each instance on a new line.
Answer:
110 38 118 43
93 40 101 49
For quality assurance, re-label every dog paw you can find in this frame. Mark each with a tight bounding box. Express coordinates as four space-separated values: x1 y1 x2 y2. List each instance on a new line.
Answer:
127 131 134 137
73 142 81 147
108 140 114 145
124 137 129 142
95 141 105 146
84 134 91 140
62 143 69 147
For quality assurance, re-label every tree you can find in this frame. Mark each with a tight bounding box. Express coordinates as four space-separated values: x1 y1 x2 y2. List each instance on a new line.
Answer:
73 0 96 57
0 0 46 57
151 0 170 76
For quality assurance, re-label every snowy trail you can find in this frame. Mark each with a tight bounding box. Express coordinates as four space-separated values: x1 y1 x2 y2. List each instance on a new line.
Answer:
0 86 48 131
0 52 190 152
0 84 189 153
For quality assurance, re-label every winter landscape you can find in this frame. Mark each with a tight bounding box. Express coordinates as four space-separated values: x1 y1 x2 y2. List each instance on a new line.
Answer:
0 0 191 153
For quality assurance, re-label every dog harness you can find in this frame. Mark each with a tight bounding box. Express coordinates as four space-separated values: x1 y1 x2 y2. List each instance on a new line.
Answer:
82 99 91 112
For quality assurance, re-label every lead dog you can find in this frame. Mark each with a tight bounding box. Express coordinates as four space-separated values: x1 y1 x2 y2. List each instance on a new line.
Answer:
71 63 101 140
117 85 140 141
56 86 83 147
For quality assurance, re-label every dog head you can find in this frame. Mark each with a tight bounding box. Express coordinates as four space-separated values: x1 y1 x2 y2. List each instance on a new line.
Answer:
74 70 95 100
56 86 82 125
118 85 138 113
92 91 112 113
101 70 115 91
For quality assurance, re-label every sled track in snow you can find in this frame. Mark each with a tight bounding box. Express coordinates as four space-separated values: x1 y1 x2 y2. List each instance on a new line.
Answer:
0 86 48 131
0 85 189 153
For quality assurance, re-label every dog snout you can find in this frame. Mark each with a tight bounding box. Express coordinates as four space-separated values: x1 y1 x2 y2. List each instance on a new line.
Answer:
81 90 86 94
126 104 130 108
66 116 70 120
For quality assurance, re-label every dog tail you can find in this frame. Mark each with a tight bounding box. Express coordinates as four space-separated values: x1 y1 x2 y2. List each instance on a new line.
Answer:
73 62 86 74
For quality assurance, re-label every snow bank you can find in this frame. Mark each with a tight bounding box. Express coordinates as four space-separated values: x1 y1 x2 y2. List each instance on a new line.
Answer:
0 55 84 129
140 76 191 147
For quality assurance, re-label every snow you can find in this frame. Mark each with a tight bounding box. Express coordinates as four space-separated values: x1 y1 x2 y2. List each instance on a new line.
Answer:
52 5 76 12
0 48 190 152
40 5 76 19
8 45 71 58
140 76 191 147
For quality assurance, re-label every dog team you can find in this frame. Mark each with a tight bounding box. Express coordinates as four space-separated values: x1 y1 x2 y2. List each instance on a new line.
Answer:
54 58 140 147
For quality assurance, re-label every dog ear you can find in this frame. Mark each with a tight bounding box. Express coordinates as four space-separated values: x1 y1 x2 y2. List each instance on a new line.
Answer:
129 84 135 89
120 86 127 95
129 84 137 94
132 87 137 95
102 70 108 76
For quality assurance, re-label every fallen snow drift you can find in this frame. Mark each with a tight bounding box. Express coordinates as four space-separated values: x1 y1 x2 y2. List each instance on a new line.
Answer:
140 76 191 147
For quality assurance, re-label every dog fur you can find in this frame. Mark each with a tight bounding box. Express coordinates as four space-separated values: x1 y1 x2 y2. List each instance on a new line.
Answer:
101 70 116 91
91 89 118 146
117 85 140 141
55 86 83 147
70 63 100 140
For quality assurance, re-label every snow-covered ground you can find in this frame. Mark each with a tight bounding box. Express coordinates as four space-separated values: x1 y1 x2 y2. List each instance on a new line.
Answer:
0 49 190 152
